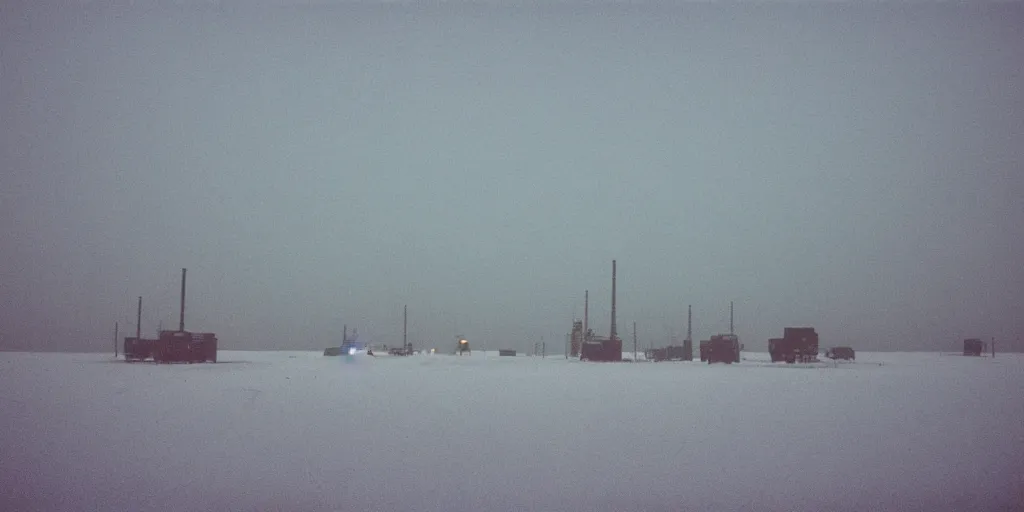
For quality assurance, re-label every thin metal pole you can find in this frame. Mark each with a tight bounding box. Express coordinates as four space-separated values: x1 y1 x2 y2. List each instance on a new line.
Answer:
179 268 186 332
136 296 142 341
610 260 617 338
584 290 588 342
687 305 692 342
114 321 118 357
633 321 637 361
730 300 734 335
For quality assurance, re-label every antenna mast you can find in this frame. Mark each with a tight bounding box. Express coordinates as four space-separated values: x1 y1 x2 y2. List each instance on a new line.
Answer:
610 260 617 339
179 268 187 332
687 304 692 342
137 296 142 340
584 290 589 341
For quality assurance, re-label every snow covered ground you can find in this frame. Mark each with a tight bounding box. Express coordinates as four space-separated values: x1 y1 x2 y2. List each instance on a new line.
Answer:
1 350 1021 512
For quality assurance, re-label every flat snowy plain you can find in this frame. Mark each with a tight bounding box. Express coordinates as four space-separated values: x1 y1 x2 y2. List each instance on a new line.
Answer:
1 350 1021 512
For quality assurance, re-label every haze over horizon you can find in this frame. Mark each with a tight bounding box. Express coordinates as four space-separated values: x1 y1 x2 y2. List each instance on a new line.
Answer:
2 1 1022 354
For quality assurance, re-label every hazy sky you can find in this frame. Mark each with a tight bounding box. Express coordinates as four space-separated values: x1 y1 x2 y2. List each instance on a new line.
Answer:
2 1 1022 353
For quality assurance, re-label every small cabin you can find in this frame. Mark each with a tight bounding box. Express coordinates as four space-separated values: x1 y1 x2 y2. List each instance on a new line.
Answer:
963 338 985 357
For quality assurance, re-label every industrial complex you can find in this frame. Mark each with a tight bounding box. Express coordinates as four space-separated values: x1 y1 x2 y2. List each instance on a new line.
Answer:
116 262 999 365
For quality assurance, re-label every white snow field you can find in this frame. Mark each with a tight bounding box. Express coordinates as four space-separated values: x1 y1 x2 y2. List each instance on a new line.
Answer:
1 351 1021 512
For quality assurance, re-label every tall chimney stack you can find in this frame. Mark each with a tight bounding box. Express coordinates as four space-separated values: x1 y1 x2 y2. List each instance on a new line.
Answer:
179 268 186 332
403 305 408 349
687 304 692 342
584 290 589 341
137 296 142 340
610 260 617 339
730 300 734 335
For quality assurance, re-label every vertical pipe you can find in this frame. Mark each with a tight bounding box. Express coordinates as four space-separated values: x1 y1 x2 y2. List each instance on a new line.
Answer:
403 305 408 349
685 304 694 361
343 324 347 344
610 260 617 338
729 300 734 335
114 321 119 357
992 337 995 358
136 296 142 341
687 304 692 342
584 290 589 342
179 268 186 332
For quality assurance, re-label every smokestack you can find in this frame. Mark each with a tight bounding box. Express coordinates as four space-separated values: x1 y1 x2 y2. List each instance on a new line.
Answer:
730 300 734 335
610 260 617 338
687 304 692 342
343 324 347 343
584 290 589 341
179 268 186 332
137 296 142 340
403 305 408 349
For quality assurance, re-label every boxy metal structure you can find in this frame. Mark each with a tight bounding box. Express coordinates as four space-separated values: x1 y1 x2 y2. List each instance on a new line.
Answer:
769 327 819 363
124 336 157 361
153 330 218 363
647 305 695 362
579 260 623 362
703 303 741 364
124 268 218 364
706 333 740 364
963 338 985 356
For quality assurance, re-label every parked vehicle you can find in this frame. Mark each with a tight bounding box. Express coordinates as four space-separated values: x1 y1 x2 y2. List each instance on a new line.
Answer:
389 346 414 356
825 346 855 361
